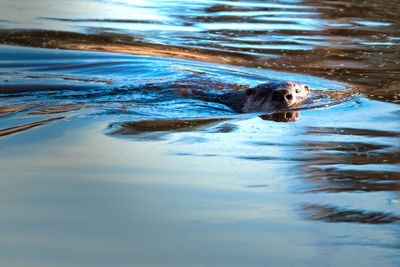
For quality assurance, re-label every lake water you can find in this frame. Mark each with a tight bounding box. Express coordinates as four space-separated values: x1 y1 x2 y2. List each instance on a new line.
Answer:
0 0 399 266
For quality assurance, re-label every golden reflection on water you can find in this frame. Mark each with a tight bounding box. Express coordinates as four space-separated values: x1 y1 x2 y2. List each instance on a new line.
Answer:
1 0 400 104
0 117 63 136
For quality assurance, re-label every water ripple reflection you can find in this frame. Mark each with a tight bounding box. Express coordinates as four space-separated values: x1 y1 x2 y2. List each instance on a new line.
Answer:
298 126 400 193
1 0 400 103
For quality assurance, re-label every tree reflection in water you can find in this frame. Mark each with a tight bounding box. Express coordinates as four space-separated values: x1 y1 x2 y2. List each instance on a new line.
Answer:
303 204 400 224
298 125 400 224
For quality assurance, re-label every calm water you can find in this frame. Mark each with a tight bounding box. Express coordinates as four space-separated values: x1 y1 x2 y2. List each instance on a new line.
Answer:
0 0 400 266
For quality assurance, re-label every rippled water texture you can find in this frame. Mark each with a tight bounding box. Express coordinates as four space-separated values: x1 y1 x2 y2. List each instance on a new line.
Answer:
0 0 400 266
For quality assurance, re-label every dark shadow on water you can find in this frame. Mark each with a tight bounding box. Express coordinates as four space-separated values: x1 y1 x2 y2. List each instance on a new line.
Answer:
302 204 400 224
302 168 400 193
0 117 64 137
106 118 233 141
298 126 400 193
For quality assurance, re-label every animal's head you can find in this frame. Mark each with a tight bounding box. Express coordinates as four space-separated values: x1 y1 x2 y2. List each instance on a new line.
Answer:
242 80 310 113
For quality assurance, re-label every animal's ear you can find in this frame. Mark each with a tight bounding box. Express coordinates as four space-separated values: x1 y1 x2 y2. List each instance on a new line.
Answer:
246 88 253 95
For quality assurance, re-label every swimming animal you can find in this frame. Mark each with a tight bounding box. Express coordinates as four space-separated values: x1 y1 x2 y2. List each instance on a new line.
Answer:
186 80 311 113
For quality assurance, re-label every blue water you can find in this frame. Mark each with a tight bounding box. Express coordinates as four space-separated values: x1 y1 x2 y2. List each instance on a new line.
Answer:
0 0 400 266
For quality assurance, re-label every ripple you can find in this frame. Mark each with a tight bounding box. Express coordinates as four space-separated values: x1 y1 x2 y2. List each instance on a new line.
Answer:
352 20 392 27
198 22 317 31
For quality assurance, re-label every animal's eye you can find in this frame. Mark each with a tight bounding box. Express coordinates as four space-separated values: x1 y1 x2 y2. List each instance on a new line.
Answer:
295 89 300 94
304 85 310 91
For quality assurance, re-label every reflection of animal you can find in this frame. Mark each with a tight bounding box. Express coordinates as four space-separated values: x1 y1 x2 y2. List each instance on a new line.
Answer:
186 80 311 113
260 111 301 122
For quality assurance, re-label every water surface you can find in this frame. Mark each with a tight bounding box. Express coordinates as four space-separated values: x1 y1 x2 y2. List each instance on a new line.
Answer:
0 0 399 266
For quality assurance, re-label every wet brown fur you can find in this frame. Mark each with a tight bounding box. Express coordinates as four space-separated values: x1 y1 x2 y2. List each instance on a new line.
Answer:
187 80 310 113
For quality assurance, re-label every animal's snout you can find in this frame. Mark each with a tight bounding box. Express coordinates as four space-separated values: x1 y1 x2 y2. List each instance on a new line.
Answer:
271 89 296 106
285 93 293 101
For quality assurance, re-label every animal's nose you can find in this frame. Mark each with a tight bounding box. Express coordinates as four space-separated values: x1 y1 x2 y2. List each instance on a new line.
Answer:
284 93 293 102
272 89 296 105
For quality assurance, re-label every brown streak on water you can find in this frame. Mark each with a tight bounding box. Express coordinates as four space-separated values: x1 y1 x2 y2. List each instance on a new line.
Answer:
0 117 64 137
